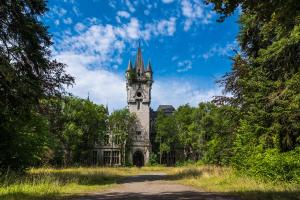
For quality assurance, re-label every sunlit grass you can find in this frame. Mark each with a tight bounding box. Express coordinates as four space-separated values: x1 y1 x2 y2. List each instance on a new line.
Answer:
168 166 300 200
0 166 299 200
0 167 141 200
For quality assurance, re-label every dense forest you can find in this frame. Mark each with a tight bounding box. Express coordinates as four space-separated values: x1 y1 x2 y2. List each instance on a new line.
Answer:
0 0 299 184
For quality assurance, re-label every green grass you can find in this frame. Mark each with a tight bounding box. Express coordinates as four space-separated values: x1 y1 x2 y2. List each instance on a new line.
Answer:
168 166 300 200
0 167 137 200
0 166 299 200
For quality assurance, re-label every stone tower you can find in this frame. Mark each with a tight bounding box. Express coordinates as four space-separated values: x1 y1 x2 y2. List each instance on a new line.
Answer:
126 45 153 166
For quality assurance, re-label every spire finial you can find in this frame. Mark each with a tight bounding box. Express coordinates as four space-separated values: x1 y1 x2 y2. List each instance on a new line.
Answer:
135 40 144 74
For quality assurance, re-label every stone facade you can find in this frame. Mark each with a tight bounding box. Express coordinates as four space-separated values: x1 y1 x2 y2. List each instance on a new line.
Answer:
125 46 153 166
93 46 176 166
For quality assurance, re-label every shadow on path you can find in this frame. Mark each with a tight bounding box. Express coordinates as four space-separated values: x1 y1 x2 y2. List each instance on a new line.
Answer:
74 173 300 200
77 191 240 200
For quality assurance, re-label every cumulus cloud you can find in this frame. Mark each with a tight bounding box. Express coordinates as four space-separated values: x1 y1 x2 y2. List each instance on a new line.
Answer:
117 11 131 18
54 16 178 71
181 0 214 31
152 79 222 109
74 22 86 32
55 51 222 110
50 2 221 110
55 52 127 109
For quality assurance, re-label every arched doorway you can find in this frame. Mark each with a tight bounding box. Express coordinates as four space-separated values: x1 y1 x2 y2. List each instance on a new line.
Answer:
133 150 144 167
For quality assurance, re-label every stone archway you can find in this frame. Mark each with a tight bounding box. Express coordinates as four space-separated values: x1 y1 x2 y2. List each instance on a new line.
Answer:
133 150 144 167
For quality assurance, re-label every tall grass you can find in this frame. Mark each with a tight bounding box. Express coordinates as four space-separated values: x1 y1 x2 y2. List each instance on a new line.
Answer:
169 166 300 200
0 166 299 200
0 167 139 200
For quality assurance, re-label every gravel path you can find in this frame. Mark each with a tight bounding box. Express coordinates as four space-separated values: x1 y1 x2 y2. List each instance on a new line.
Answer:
74 173 240 200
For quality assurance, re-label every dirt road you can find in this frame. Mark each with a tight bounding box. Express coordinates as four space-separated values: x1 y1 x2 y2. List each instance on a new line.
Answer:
75 173 240 200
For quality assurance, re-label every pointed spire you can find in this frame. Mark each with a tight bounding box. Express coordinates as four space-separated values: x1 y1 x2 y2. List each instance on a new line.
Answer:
134 42 144 74
87 92 90 101
146 60 152 72
127 60 133 71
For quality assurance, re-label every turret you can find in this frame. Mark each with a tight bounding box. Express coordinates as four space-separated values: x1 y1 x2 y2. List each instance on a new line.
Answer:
145 60 153 82
126 60 133 80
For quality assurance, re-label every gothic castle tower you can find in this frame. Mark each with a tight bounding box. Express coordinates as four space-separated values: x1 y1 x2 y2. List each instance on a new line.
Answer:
126 45 153 166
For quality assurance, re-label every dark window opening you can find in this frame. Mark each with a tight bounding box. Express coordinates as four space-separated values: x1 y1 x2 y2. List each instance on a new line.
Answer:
112 151 120 165
136 131 141 135
133 151 144 167
137 101 140 110
103 151 111 165
137 92 142 97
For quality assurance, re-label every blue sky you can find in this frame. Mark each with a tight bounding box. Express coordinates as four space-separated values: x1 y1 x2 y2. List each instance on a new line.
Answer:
44 0 239 110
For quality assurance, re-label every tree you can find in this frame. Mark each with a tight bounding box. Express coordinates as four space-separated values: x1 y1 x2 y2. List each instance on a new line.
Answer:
155 111 178 164
45 97 108 166
174 104 196 160
0 0 73 171
108 109 136 165
206 0 300 180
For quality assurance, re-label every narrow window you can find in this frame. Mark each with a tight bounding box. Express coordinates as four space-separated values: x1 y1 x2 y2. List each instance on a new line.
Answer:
103 151 111 165
137 100 140 110
112 151 120 165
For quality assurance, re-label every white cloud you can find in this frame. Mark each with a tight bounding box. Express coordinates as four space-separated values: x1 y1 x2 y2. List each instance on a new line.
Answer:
125 0 136 13
181 0 213 31
63 17 73 24
54 51 222 111
157 17 176 36
117 11 131 18
143 17 176 39
52 6 67 17
176 60 192 72
55 51 222 110
125 18 140 39
202 41 238 60
72 6 80 16
55 52 127 109
162 0 174 4
152 79 222 109
74 22 86 32
55 16 177 70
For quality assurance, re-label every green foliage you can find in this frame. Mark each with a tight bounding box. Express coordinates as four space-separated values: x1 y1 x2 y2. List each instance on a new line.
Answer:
41 97 108 166
0 0 73 171
155 111 178 163
207 0 300 182
148 153 159 166
108 109 136 165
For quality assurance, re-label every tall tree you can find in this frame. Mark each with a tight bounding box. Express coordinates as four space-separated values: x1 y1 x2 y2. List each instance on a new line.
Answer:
109 109 136 165
207 0 300 180
42 97 108 166
207 0 300 151
155 111 178 164
0 0 73 171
